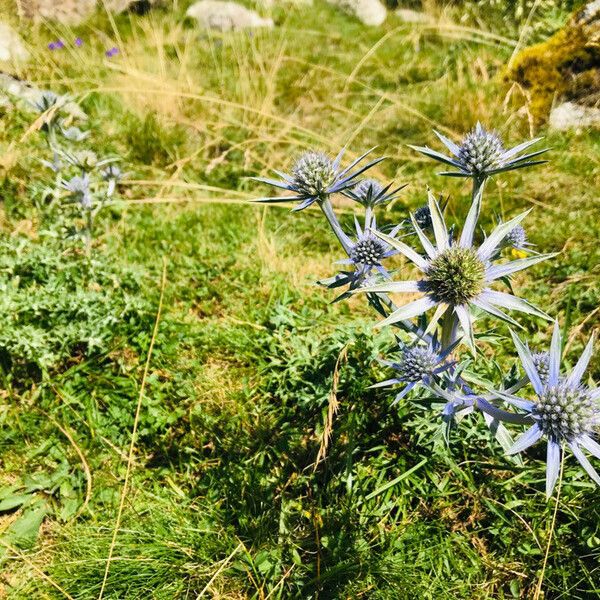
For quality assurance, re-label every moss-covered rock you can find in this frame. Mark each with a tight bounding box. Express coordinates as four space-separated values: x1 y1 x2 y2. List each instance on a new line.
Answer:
505 1 600 123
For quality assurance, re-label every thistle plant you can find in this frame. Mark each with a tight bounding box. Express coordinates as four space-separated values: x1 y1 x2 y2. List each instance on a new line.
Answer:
253 125 599 501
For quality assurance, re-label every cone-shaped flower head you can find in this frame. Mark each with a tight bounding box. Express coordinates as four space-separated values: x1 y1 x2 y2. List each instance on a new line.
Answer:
353 191 555 346
409 123 548 178
371 336 456 404
253 148 384 212
62 174 92 209
504 224 529 250
532 351 550 385
494 322 600 497
413 205 432 230
320 212 400 300
345 178 407 208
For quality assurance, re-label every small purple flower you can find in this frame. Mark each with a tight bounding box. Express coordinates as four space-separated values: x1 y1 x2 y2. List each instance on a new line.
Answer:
48 42 57 51
56 40 65 49
75 37 84 47
105 47 119 58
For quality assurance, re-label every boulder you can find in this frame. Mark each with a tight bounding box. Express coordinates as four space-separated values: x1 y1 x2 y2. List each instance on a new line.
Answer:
505 1 600 124
328 0 386 26
18 0 158 24
549 101 600 131
0 22 30 63
19 0 97 24
186 1 274 31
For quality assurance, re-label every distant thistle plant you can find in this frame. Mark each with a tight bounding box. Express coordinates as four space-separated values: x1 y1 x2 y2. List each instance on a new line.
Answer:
254 124 600 500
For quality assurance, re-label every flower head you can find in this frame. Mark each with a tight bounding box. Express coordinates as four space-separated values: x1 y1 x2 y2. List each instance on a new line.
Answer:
413 205 432 230
353 191 555 346
62 174 92 209
320 212 400 300
495 322 600 497
253 148 384 212
503 224 532 252
345 178 406 208
409 123 548 178
372 337 456 404
532 351 550 385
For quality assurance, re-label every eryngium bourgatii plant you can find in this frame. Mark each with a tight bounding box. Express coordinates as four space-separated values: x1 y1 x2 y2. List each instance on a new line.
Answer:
253 127 600 499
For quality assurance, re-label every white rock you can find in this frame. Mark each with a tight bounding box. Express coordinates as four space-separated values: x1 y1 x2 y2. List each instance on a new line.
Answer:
396 8 432 24
186 1 274 31
549 101 600 131
328 0 386 26
0 22 30 63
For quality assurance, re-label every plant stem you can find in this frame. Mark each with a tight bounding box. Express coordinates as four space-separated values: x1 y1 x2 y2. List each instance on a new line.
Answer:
319 197 352 255
440 309 457 348
533 454 564 600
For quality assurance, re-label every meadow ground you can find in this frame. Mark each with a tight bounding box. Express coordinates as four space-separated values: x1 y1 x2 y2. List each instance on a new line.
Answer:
0 1 599 598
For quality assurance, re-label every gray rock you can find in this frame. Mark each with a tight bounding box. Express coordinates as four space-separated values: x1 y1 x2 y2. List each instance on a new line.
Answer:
0 22 30 63
19 0 97 24
328 0 386 26
549 101 600 131
186 1 274 31
0 72 87 121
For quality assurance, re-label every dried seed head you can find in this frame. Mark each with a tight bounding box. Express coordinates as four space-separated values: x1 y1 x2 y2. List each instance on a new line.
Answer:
397 346 439 382
292 152 336 197
457 126 505 174
534 382 596 441
350 236 387 266
423 247 486 305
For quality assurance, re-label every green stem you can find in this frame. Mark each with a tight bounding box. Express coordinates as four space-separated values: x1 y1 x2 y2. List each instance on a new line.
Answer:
440 309 457 348
319 196 352 255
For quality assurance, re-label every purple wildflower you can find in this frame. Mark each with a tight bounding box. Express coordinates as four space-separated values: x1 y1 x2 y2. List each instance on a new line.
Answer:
105 47 119 58
56 40 65 49
75 37 84 47
48 42 56 51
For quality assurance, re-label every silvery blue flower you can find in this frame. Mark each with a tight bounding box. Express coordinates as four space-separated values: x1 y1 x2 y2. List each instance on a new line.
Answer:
372 336 456 404
413 205 432 230
501 223 534 252
494 322 600 497
60 125 90 142
319 212 401 300
344 178 406 208
102 165 124 197
253 148 384 212
409 123 548 178
353 191 555 344
62 174 92 209
31 91 60 114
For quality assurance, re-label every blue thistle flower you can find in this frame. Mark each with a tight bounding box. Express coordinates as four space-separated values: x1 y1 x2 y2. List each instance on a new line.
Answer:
253 148 384 212
319 212 401 300
413 205 432 230
372 336 456 405
345 178 407 208
494 322 600 497
353 191 556 345
62 174 92 209
503 223 533 252
409 123 548 178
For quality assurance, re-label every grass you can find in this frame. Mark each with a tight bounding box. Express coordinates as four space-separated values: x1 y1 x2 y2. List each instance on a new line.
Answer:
0 0 599 597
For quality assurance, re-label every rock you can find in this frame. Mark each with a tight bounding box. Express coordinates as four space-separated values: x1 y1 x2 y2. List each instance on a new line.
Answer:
19 0 97 24
0 72 87 121
396 8 432 24
505 1 600 124
0 22 29 63
186 1 273 31
18 0 158 23
328 0 386 26
549 102 600 131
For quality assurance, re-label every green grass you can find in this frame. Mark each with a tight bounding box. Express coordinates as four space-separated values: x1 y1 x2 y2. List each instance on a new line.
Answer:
0 1 599 598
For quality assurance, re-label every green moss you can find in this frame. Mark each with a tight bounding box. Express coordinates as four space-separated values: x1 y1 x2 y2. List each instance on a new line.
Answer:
505 23 600 122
